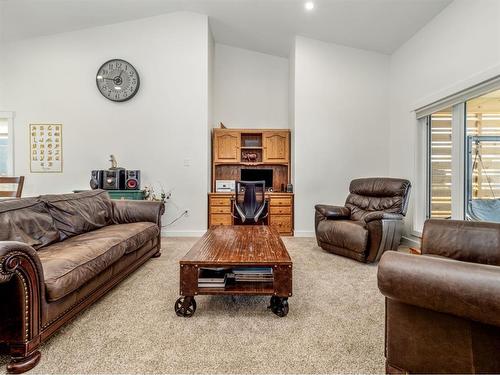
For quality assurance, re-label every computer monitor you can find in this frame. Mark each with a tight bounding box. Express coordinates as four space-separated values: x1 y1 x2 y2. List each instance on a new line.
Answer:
240 169 273 190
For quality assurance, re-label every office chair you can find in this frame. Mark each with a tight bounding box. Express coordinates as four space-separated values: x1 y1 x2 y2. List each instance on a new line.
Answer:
233 180 268 224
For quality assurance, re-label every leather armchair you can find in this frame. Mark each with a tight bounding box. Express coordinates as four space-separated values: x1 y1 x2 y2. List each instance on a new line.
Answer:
315 177 411 263
378 219 500 374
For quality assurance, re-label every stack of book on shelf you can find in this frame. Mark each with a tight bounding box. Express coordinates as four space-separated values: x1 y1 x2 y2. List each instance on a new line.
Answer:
233 267 273 283
198 268 228 288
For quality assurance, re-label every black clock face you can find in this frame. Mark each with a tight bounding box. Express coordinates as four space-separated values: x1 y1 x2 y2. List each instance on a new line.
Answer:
96 59 140 102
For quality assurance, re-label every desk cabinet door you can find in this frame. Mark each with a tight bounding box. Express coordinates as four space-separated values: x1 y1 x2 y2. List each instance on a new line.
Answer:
263 131 289 163
214 131 240 162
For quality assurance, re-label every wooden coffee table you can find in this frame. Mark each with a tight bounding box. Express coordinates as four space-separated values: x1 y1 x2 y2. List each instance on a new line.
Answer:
175 225 293 317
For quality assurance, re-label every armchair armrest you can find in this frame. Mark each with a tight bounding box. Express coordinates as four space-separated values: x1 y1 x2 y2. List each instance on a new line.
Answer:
378 251 500 327
112 200 165 226
362 211 403 223
315 204 350 220
421 219 500 265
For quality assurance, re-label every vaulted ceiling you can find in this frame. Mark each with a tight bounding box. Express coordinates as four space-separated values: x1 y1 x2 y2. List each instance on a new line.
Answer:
0 0 452 56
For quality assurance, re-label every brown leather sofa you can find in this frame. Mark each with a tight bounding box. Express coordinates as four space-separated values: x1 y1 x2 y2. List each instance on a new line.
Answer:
0 190 164 373
315 178 411 263
378 219 500 374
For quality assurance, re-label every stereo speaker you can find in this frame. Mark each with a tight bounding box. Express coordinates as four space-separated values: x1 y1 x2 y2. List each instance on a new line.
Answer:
125 170 141 190
102 170 125 190
90 170 103 190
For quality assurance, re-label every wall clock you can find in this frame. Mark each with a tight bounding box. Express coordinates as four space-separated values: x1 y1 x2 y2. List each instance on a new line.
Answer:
96 59 140 102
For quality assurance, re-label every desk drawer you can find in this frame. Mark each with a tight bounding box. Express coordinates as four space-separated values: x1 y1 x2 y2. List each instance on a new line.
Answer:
211 206 231 214
210 197 232 206
270 215 292 233
270 206 292 215
270 197 292 207
210 214 232 226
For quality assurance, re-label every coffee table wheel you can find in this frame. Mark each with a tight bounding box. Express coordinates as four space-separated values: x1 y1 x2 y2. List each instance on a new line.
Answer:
269 296 289 317
174 296 197 317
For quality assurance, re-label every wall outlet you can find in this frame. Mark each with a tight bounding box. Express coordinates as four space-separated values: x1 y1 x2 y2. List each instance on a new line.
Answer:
184 209 190 217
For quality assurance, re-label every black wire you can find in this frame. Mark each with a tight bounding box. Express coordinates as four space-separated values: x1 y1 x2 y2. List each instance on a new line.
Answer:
162 210 188 227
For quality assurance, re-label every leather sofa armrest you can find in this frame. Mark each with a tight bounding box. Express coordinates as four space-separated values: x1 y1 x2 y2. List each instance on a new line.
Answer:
378 251 500 327
112 200 165 226
314 204 350 220
363 211 403 223
0 241 45 298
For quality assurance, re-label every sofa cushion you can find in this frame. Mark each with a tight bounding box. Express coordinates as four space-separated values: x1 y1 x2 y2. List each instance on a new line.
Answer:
38 222 159 301
0 197 60 249
316 220 368 253
41 190 113 240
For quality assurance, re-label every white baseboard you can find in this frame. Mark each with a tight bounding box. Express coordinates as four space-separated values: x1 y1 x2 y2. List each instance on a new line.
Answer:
161 230 205 237
401 235 421 248
293 230 315 237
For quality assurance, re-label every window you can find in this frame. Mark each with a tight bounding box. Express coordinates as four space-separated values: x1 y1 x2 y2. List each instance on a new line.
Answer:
0 113 14 176
417 78 500 230
465 90 500 222
428 108 452 218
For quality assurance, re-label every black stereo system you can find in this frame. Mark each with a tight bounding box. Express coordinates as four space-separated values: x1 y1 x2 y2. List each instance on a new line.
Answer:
90 170 104 189
125 170 141 190
103 170 125 190
90 169 141 190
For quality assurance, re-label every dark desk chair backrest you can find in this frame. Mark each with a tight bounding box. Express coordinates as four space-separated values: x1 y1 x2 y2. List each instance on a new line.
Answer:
0 176 25 198
234 180 267 223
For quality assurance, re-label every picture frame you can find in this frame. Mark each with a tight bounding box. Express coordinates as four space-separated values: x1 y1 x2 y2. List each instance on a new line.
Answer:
29 123 63 173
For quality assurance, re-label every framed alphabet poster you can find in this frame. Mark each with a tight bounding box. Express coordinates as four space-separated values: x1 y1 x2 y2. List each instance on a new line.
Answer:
29 124 63 173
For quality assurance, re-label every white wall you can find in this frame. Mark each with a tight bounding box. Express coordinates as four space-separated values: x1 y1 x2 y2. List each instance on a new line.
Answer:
389 0 500 239
0 1 4 107
289 40 296 183
0 12 212 236
293 36 391 235
207 26 215 193
214 44 289 128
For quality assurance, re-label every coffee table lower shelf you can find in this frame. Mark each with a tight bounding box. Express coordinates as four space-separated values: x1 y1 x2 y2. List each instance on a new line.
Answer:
175 264 292 318
196 282 275 295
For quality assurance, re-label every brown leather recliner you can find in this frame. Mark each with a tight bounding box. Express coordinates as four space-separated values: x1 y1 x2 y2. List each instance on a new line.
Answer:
315 178 411 263
378 219 500 374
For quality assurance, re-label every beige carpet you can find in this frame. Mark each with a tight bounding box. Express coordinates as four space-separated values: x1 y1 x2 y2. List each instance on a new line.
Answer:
0 237 386 374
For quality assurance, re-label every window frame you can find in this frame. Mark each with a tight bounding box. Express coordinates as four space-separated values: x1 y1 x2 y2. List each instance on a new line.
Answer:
414 78 500 235
0 111 15 176
425 108 455 220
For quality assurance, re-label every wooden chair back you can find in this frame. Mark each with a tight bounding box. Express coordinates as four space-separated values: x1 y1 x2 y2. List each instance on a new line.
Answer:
0 176 25 198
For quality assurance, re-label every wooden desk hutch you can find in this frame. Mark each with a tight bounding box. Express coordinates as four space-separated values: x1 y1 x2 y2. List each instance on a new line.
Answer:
209 128 294 236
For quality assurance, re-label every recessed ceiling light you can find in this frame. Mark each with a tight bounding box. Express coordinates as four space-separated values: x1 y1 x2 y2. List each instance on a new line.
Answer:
304 1 314 11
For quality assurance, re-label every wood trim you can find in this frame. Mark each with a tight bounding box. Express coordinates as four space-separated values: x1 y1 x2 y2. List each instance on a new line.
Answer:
0 248 43 373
